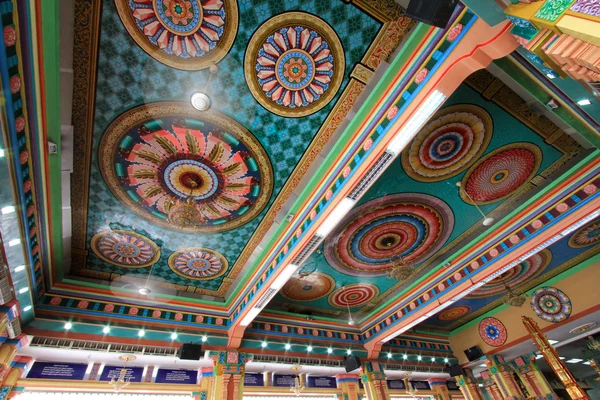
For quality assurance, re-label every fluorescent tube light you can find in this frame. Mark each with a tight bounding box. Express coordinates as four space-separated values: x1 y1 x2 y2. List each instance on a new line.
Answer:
316 197 356 238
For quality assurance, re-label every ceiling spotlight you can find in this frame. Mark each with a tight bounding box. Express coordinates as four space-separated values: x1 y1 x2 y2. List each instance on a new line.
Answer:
403 354 408 360
261 341 267 348
479 364 486 368
103 326 110 334
23 305 32 312
170 332 178 340
417 355 422 361
307 346 313 352
347 349 352 355
577 99 592 106
64 322 72 330
285 343 291 350
548 340 559 345
327 348 333 354
202 335 208 342
138 330 145 337
138 286 151 295
431 356 435 362
387 352 393 359
348 318 356 326
535 354 544 359
191 92 211 111
444 358 449 363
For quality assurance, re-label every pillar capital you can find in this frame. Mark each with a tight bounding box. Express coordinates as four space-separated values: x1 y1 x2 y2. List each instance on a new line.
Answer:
457 371 484 400
209 351 252 400
360 361 390 400
483 356 524 400
336 374 360 400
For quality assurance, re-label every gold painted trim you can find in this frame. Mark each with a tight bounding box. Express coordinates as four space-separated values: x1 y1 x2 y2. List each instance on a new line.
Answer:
90 230 161 268
243 11 345 118
168 247 228 280
113 0 239 70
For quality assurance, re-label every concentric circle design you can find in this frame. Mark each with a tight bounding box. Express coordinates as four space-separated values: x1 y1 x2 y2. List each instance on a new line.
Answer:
324 193 454 277
461 143 542 205
244 12 345 117
98 102 273 233
401 105 492 182
328 284 379 309
281 272 335 302
168 247 227 279
479 317 507 347
530 287 572 323
437 306 471 321
115 0 238 70
91 230 160 268
466 249 551 298
568 219 600 248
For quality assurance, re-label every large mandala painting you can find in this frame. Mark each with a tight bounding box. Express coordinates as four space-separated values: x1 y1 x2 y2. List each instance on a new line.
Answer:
281 272 335 302
437 306 471 321
401 105 493 182
568 219 600 248
460 143 542 205
324 193 454 277
328 284 379 309
244 12 345 117
115 0 238 70
90 230 160 268
530 286 572 323
466 249 551 298
479 317 507 347
168 247 227 280
98 102 273 233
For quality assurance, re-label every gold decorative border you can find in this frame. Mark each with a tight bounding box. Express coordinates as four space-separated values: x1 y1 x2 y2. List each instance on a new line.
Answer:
459 142 543 205
90 230 161 268
168 247 229 280
97 101 274 234
243 11 345 118
113 0 239 70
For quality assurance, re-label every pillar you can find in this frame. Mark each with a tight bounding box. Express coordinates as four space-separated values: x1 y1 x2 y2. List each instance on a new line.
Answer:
360 361 390 400
0 368 23 400
210 351 252 400
264 372 273 387
336 374 360 400
486 384 504 400
429 378 451 400
88 362 101 380
485 355 525 400
511 354 557 400
457 370 485 400
195 367 214 400
144 366 155 382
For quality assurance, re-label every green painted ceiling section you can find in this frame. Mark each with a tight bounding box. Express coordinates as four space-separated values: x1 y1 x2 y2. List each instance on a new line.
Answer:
80 0 382 292
267 81 581 317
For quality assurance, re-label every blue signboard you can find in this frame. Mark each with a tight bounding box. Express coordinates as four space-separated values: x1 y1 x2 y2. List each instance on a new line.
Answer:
387 380 407 390
307 376 336 388
27 362 88 380
447 381 458 390
411 381 431 390
99 366 144 382
244 373 264 386
273 374 296 387
155 369 198 384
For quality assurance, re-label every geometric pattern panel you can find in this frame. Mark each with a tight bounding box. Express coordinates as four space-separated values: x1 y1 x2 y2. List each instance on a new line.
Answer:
479 317 507 347
530 286 572 323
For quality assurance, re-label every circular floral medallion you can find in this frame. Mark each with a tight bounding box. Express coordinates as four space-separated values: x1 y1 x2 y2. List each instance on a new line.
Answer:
324 193 454 277
114 0 238 70
168 247 228 279
438 306 471 321
460 143 542 205
98 102 273 233
466 249 551 298
328 283 379 309
568 219 600 248
479 317 507 347
91 230 160 268
244 12 345 117
401 105 493 182
281 272 335 302
530 286 572 323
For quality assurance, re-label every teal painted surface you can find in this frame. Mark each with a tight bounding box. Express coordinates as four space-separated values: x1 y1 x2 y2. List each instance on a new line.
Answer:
460 0 507 26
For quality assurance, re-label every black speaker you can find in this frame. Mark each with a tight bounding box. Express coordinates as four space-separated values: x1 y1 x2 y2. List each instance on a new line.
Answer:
464 345 484 362
178 343 202 360
344 356 361 372
406 0 459 28
448 364 464 377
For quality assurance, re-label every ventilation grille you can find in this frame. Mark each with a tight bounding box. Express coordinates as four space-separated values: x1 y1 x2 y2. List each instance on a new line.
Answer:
253 353 344 367
382 363 446 373
30 336 178 356
6 319 21 339
348 151 394 200
0 276 12 304
291 236 323 266
255 288 278 309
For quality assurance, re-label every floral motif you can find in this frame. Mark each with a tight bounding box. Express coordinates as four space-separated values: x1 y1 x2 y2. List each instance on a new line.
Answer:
530 287 572 323
168 247 228 280
281 272 335 302
9 76 20 94
535 0 577 22
152 310 162 318
77 301 89 309
175 313 183 321
447 23 463 42
104 304 115 312
90 230 160 268
324 193 454 277
49 297 62 306
461 143 542 205
15 116 25 132
328 284 379 309
363 138 373 151
387 106 399 121
570 0 600 17
115 0 238 70
402 105 493 182
479 317 507 347
568 219 600 248
98 102 273 233
3 26 16 47
245 12 344 117
129 307 139 315
414 68 428 84
20 151 28 165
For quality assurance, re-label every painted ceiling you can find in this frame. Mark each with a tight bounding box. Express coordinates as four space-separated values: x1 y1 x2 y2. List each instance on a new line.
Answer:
68 0 407 298
266 70 588 319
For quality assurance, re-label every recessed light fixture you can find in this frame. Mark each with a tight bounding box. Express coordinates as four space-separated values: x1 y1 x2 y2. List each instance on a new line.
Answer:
8 239 20 247
64 322 72 330
327 348 333 354
191 93 211 111
202 335 208 342
346 349 352 355
577 99 592 106
103 326 110 334
307 346 313 352
403 354 408 360
584 361 591 365
170 332 177 340
444 358 449 363
559 357 565 360
478 384 484 387
535 354 544 359
0 149 4 157
13 265 25 272
138 330 145 337
546 73 556 79
431 357 435 362
18 287 28 294
261 341 267 348
1 206 15 214
548 340 558 345
479 364 486 368
417 355 422 361
387 352 393 359
566 358 583 363
23 305 32 312
138 287 151 295
285 343 291 350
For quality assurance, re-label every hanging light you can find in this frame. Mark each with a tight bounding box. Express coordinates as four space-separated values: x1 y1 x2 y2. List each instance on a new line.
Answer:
166 188 205 230
500 276 527 307
289 364 305 396
190 64 218 111
138 262 157 295
343 287 356 326
456 182 494 226
387 255 414 282
109 355 136 392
